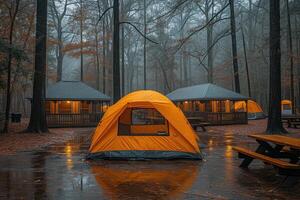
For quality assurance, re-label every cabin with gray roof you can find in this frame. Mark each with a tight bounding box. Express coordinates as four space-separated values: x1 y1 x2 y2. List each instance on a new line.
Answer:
167 83 250 125
44 81 111 127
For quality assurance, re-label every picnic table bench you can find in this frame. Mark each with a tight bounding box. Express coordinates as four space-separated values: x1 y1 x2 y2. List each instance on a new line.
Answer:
187 117 210 132
233 134 300 176
282 115 300 128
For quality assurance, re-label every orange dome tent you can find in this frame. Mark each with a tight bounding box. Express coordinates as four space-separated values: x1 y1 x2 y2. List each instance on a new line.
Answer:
282 100 292 115
88 90 201 160
234 100 265 120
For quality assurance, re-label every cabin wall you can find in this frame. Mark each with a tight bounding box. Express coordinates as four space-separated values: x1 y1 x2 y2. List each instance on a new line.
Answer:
45 100 110 127
175 100 248 125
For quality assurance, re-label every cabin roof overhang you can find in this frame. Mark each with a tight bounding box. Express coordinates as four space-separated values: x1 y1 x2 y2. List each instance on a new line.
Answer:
167 83 250 102
27 81 111 102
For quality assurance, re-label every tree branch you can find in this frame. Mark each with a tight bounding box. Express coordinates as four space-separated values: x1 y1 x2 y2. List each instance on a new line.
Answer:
175 2 230 52
96 6 114 25
119 21 159 44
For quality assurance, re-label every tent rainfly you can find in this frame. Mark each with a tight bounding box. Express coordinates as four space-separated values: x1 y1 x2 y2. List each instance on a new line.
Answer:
234 100 266 120
88 90 201 160
282 100 292 115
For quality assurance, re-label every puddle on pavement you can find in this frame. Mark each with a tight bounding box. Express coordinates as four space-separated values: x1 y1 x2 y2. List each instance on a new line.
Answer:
0 131 299 200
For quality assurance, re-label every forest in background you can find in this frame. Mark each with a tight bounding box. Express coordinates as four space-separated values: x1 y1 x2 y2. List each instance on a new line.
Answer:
1 0 300 117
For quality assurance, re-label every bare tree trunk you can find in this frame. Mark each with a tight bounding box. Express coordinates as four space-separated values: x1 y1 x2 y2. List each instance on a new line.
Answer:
204 0 214 83
266 0 286 134
286 0 295 114
3 0 20 133
27 0 48 133
102 16 106 94
241 18 251 97
179 12 183 87
56 22 63 82
143 0 147 89
188 55 191 85
80 0 84 81
207 24 213 83
183 45 188 86
229 0 240 93
49 0 68 82
95 27 100 90
121 0 125 96
112 0 120 102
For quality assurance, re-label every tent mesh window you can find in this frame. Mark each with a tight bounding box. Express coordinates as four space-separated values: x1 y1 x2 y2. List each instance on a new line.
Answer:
118 108 169 136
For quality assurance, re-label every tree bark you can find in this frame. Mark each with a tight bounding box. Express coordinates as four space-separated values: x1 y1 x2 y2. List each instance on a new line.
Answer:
143 0 147 89
102 15 106 94
121 0 125 96
286 0 295 114
3 0 20 133
95 27 100 90
229 0 240 93
27 0 48 133
266 0 286 134
112 0 120 103
56 18 63 82
205 0 213 83
241 17 251 97
80 0 84 82
49 0 68 82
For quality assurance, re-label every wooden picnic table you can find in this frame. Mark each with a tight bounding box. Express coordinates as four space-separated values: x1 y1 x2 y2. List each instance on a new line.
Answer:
249 134 300 150
233 134 300 176
187 117 209 132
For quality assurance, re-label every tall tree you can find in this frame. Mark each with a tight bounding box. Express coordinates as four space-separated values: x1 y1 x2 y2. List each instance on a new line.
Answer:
112 0 120 103
102 15 106 94
80 0 84 81
286 0 295 114
49 0 70 82
143 0 147 89
229 0 240 93
205 0 213 83
3 0 21 133
27 0 48 133
121 0 125 96
266 0 286 134
241 15 251 97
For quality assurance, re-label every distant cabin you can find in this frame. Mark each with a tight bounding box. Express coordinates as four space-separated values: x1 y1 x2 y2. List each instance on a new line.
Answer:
167 83 251 125
43 81 111 127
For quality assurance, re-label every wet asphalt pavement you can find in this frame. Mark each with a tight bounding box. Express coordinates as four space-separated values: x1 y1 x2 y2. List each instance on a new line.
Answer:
0 128 299 200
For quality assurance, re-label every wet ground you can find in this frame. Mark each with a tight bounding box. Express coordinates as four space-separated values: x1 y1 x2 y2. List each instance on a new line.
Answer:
0 127 299 200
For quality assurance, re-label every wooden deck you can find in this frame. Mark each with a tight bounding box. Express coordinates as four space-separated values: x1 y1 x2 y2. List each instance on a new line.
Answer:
184 111 248 125
46 113 103 128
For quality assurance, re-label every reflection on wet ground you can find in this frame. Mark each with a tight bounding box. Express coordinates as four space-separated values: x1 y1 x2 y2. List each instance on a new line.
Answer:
0 128 299 200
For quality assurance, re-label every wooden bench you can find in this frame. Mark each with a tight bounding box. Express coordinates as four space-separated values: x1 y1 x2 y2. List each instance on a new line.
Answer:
190 122 210 132
233 146 300 175
289 121 300 128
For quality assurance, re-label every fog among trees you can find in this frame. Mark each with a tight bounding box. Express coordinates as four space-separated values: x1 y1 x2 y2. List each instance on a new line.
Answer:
1 0 300 120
